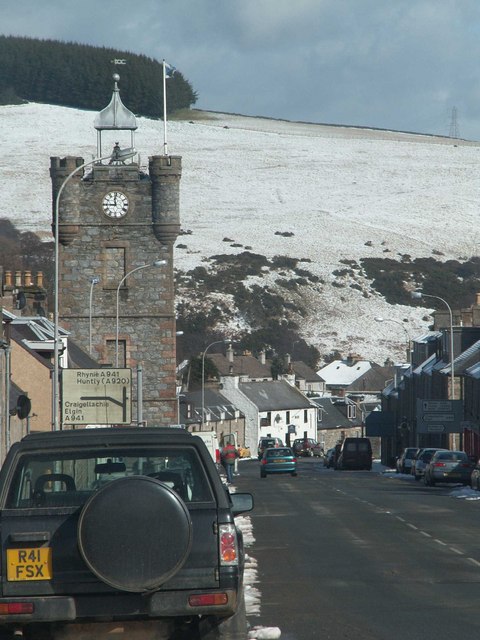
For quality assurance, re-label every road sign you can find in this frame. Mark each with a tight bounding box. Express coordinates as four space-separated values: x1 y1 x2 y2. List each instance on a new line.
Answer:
417 398 463 434
423 413 455 422
61 369 131 425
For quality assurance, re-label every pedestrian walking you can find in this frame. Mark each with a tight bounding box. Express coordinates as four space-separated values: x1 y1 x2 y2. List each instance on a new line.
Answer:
221 442 239 484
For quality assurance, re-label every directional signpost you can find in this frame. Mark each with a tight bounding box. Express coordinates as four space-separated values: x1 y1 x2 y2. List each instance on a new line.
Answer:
61 369 132 426
417 399 463 434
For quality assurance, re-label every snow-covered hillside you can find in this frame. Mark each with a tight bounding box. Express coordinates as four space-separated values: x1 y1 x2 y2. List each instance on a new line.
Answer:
2 102 479 363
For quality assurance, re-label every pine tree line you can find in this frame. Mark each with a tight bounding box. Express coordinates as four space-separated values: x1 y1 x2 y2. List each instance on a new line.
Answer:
0 35 197 115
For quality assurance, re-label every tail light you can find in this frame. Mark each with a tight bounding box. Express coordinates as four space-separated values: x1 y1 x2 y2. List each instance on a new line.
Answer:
433 462 446 467
189 593 228 607
219 524 239 566
0 602 34 614
215 449 221 464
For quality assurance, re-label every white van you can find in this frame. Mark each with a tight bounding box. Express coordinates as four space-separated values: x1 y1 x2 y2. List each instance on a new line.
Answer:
192 430 220 465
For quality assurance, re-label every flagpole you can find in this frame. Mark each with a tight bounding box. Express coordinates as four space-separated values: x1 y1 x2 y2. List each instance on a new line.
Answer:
162 59 168 155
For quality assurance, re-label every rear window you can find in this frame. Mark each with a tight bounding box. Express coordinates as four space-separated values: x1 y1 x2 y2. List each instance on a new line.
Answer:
261 439 276 447
267 448 292 457
435 452 468 462
6 446 214 509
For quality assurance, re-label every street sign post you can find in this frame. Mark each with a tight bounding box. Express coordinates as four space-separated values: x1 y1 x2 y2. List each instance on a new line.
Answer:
416 399 463 434
61 369 132 426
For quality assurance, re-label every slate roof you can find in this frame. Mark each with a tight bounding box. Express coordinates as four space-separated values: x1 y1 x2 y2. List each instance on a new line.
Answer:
291 360 323 383
440 338 480 376
310 397 360 430
180 388 242 423
346 364 395 393
208 353 272 379
238 380 312 411
67 341 100 369
317 359 372 386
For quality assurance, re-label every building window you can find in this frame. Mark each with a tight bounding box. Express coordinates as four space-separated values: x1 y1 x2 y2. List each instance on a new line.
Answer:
286 411 290 423
304 409 308 423
105 247 126 286
260 411 272 427
347 404 356 419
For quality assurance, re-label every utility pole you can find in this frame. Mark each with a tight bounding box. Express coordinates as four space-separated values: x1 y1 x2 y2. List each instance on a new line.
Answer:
449 106 459 139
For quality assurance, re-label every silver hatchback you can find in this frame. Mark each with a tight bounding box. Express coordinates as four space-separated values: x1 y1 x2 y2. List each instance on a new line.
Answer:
424 450 474 486
411 448 447 481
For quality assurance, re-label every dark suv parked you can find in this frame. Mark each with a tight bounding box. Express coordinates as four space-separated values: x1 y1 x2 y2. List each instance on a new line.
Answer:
0 427 253 639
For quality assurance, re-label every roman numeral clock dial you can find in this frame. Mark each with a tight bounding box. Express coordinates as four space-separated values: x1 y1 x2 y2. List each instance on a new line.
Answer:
102 191 129 218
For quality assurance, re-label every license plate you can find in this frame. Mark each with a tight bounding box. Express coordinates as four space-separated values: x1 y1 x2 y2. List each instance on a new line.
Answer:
7 547 52 581
273 459 286 463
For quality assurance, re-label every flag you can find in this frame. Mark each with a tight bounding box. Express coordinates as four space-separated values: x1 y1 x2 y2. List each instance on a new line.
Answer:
164 61 176 79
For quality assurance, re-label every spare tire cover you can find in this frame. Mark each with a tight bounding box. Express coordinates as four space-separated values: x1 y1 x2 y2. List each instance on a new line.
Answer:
78 476 192 592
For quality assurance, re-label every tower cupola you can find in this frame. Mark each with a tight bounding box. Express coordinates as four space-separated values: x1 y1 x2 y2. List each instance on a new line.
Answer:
94 73 137 159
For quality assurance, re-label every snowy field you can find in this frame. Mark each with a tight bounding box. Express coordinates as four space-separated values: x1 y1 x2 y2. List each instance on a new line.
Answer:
1 102 479 363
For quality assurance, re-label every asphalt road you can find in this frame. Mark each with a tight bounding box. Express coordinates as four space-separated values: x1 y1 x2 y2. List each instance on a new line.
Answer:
234 457 480 640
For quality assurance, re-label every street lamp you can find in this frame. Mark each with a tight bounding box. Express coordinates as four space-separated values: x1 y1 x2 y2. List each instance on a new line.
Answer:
411 291 455 400
115 260 167 367
89 276 100 355
53 151 135 430
374 316 411 362
201 339 231 429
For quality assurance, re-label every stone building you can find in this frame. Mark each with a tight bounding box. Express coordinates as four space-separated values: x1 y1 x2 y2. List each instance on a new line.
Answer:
50 73 181 426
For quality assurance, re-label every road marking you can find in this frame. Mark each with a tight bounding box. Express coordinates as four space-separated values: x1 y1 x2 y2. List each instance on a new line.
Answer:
450 547 464 555
395 516 406 522
407 523 418 530
419 531 431 537
467 557 480 567
434 539 447 546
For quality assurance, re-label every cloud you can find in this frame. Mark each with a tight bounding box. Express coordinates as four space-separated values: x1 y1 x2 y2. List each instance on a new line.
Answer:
2 0 480 138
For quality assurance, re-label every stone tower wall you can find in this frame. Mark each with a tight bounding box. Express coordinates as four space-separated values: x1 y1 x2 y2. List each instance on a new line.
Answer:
50 156 181 426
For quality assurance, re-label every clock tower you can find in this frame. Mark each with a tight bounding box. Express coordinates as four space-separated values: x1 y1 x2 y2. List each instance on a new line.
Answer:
50 73 181 426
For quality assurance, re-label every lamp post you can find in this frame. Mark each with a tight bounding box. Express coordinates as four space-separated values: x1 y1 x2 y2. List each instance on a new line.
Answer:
201 339 231 429
53 152 128 431
89 276 100 355
115 260 167 367
374 316 411 362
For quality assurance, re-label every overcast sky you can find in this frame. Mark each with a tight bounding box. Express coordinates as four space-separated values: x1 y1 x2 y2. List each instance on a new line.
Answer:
2 0 480 139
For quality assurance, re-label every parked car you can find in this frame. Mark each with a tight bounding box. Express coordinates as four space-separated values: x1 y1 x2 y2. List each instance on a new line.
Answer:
396 447 419 474
0 427 254 639
257 436 283 460
424 450 474 486
292 438 323 457
335 437 372 470
411 448 447 481
324 448 336 468
260 447 297 478
471 460 480 490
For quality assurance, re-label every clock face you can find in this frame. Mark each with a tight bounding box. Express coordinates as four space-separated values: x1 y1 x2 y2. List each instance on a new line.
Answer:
102 191 129 218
